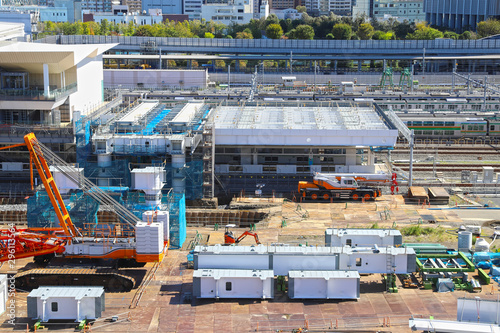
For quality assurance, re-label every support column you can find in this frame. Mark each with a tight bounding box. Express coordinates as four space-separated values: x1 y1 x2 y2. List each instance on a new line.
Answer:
357 60 362 72
345 148 357 167
172 154 186 193
43 63 50 97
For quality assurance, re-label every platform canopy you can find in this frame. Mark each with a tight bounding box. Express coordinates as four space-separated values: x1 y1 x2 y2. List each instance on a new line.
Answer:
213 102 398 147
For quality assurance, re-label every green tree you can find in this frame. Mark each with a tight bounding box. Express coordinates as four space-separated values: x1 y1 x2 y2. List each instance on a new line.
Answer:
204 32 215 38
477 19 500 38
265 14 280 28
134 25 154 37
406 22 443 40
459 31 476 40
443 31 459 40
296 5 306 13
331 23 352 40
357 22 374 40
287 25 314 39
372 30 393 40
236 31 253 39
266 23 283 39
100 19 109 35
215 59 226 67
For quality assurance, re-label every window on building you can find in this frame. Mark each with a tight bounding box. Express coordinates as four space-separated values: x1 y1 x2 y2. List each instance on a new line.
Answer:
51 302 58 312
491 125 495 131
226 282 232 291
356 258 362 266
346 239 352 246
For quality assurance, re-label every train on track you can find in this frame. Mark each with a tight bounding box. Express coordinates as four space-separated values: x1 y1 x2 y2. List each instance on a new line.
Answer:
397 113 500 138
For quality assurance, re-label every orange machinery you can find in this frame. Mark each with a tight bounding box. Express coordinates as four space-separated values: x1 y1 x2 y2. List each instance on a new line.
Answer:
224 224 261 245
0 133 166 265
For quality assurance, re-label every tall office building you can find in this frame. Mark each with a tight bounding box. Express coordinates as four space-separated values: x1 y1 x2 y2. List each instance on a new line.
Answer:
373 0 424 23
425 0 500 31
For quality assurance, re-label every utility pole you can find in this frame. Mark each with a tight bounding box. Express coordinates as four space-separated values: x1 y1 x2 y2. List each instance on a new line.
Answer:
422 47 426 77
409 130 415 187
314 60 317 91
159 47 162 70
484 76 487 110
290 51 293 74
228 64 230 91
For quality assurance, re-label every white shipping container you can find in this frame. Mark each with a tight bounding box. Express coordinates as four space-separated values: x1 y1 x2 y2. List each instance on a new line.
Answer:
288 270 360 299
142 211 169 243
193 269 273 299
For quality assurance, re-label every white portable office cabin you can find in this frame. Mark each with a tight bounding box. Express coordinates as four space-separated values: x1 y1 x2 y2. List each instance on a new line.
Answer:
288 270 360 299
193 269 274 299
27 286 105 322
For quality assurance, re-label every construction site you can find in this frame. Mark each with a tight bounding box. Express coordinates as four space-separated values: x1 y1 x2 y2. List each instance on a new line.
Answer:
2 40 500 333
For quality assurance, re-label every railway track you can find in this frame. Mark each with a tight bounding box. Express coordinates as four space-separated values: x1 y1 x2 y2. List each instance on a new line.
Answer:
393 163 500 172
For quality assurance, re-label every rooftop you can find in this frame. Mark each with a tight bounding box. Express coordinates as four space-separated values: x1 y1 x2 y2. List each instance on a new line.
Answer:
193 269 274 279
288 270 360 279
213 101 398 147
28 286 104 300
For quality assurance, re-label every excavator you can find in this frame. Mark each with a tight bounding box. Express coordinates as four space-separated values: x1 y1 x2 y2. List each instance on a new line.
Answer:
224 224 261 245
0 133 167 291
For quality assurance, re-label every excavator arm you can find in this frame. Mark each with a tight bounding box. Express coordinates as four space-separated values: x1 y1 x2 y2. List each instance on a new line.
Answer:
236 231 261 244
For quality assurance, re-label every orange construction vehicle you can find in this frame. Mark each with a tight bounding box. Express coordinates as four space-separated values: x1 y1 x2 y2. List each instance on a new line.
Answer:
224 224 261 245
298 173 381 201
0 133 167 291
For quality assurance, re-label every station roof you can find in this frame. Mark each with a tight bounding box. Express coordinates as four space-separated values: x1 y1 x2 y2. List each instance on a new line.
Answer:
0 42 116 73
213 102 398 147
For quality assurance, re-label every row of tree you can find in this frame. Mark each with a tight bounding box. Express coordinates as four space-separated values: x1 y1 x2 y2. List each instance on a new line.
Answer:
39 15 500 40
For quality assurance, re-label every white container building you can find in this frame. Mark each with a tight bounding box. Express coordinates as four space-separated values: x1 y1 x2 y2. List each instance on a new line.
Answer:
268 246 338 276
194 245 415 275
338 246 416 274
194 245 269 270
288 270 360 300
325 228 403 247
193 269 274 299
27 286 105 322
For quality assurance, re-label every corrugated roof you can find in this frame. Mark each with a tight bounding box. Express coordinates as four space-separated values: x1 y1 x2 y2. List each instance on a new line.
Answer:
193 269 274 279
288 270 360 279
195 245 413 255
28 286 104 300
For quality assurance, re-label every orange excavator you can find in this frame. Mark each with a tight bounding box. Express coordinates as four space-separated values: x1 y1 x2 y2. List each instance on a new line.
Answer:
0 133 167 291
224 224 261 245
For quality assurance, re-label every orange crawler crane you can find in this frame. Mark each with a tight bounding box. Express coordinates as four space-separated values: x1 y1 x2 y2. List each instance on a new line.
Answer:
0 133 167 291
298 173 381 201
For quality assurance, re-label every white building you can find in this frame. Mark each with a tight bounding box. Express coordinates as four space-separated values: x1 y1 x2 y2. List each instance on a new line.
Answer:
184 0 202 20
89 10 164 25
27 286 105 322
270 8 302 20
0 42 116 127
201 0 254 25
305 0 352 16
373 0 425 23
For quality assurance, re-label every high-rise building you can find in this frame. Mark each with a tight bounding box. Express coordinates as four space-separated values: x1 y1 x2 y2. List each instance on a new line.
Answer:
425 0 500 31
305 0 352 16
373 0 424 23
184 0 202 20
122 0 142 12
